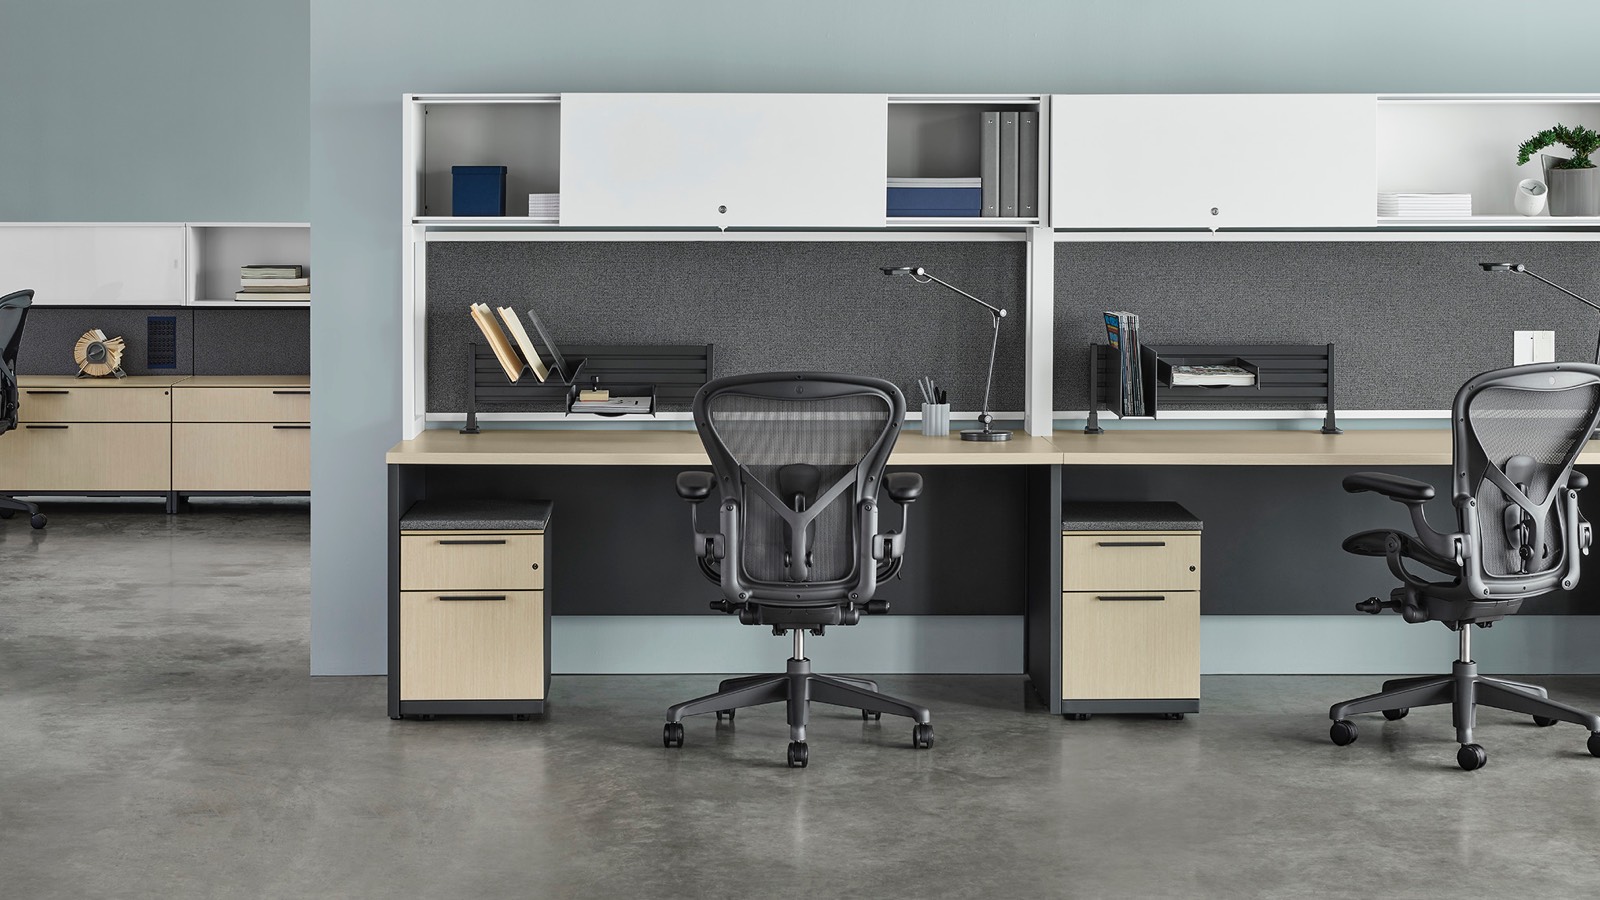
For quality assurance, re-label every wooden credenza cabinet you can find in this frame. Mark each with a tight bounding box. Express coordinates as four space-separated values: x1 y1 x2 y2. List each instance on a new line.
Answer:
173 376 311 494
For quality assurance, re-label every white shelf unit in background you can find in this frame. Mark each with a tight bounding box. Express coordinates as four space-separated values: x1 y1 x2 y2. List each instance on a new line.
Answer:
1376 94 1600 226
0 223 187 306
187 223 311 307
886 95 1047 227
405 94 562 224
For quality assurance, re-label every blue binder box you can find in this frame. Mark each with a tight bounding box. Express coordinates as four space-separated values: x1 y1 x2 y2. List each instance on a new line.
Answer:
452 165 508 216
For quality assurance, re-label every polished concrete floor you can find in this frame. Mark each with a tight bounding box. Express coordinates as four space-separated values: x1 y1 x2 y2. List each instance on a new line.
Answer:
4 504 1600 899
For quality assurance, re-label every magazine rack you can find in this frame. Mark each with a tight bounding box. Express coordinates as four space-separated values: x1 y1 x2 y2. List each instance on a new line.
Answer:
461 342 713 432
1084 342 1339 435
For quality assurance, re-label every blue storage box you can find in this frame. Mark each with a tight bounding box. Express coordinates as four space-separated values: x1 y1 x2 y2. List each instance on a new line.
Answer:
886 186 982 218
452 165 508 216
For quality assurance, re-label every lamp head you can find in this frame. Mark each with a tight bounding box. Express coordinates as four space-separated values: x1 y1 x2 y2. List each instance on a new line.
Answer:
881 266 923 277
1480 262 1526 273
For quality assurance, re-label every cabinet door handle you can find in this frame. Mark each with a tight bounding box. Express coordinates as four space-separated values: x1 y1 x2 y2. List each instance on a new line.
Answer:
437 595 508 602
272 425 311 430
24 390 70 395
1097 595 1166 602
437 539 507 546
24 424 68 429
1096 541 1166 548
272 390 311 395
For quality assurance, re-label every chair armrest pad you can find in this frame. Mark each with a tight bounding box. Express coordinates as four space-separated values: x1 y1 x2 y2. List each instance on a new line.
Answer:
884 472 924 504
1343 472 1435 502
1571 470 1590 491
676 471 715 502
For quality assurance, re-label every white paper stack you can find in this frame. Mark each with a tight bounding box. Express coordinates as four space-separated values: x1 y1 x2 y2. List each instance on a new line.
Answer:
886 177 983 188
1377 192 1472 217
528 193 560 218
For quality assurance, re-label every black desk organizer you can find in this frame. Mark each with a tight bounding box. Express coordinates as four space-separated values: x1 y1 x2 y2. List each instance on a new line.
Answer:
1084 342 1340 435
461 342 714 433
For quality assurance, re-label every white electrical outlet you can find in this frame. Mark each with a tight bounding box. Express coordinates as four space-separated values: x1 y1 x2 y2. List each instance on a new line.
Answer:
1515 330 1556 365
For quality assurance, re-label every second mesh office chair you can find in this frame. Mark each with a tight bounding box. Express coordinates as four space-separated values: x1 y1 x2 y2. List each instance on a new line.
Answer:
665 372 933 768
1331 362 1600 770
0 290 46 529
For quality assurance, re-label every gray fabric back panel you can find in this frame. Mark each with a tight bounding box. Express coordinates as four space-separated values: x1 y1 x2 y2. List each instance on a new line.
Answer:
14 308 308 376
1055 241 1600 411
425 241 1027 414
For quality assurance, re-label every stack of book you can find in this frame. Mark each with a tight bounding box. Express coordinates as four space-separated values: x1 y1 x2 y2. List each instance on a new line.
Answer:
1377 192 1472 218
528 193 560 219
236 265 309 302
979 110 1038 218
886 177 982 217
1104 311 1146 417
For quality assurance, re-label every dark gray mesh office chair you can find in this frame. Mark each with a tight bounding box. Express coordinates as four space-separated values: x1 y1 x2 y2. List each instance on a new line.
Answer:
1331 362 1600 770
665 372 932 768
0 290 45 529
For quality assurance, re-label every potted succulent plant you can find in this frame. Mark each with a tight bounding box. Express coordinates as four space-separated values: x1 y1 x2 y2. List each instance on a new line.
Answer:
1517 123 1600 217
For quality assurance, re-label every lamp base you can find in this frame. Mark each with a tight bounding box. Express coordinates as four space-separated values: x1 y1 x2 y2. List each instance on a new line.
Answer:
961 429 1011 442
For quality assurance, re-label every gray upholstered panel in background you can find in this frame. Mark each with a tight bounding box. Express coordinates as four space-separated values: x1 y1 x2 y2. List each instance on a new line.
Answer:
16 307 309 376
425 241 1026 414
1055 241 1600 411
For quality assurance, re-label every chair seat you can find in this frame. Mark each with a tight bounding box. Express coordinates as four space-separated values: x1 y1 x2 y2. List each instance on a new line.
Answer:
1342 528 1459 576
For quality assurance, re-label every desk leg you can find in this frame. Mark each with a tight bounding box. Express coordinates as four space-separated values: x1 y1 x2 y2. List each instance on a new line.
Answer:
1025 464 1063 714
388 464 424 720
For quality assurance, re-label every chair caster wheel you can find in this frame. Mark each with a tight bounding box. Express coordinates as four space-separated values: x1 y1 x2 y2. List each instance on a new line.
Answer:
1165 712 1186 721
1457 743 1487 771
862 710 881 721
912 723 934 749
787 741 808 768
1330 719 1358 746
1588 732 1600 758
663 722 684 748
1383 708 1409 721
30 513 46 529
715 709 735 722
1065 713 1091 721
511 714 531 722
1532 715 1557 728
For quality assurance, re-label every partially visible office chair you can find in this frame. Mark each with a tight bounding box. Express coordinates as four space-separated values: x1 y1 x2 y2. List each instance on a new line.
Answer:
664 372 933 768
1331 362 1600 770
0 290 45 529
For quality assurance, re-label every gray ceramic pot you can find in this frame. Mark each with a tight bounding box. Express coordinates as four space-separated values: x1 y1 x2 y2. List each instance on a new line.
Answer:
1542 155 1600 216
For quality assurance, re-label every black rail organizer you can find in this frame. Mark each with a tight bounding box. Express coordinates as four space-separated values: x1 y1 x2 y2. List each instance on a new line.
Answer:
1084 342 1340 435
461 341 715 433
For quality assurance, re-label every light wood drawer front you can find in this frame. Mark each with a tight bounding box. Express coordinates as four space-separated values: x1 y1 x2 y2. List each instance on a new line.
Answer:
0 423 170 491
400 590 545 700
1062 590 1200 700
1062 533 1201 591
400 533 544 591
173 387 310 423
18 387 171 423
172 423 309 491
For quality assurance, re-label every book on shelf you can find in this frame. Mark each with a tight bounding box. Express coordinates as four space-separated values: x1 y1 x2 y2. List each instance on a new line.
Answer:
236 280 309 291
886 183 983 217
1103 311 1145 417
497 305 549 382
241 265 303 279
980 112 1000 217
1169 364 1256 387
234 291 310 302
469 302 525 382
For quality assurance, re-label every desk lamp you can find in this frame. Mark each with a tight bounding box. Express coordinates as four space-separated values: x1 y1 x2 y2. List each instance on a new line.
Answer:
1479 262 1600 364
881 265 1010 441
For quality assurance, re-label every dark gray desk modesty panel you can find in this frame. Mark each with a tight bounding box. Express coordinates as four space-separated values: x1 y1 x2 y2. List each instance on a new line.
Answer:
424 240 1027 414
1060 465 1600 616
413 464 1028 617
1053 241 1600 411
18 307 310 376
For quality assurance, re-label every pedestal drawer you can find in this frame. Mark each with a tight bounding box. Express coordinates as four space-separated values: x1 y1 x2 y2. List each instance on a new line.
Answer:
173 387 310 423
18 386 171 423
400 532 544 591
0 422 171 491
1062 532 1201 591
172 423 309 491
400 590 546 700
1062 590 1201 700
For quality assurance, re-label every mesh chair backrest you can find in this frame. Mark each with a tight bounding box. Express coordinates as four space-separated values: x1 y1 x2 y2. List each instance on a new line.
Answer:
0 290 33 433
697 374 901 590
1455 364 1600 579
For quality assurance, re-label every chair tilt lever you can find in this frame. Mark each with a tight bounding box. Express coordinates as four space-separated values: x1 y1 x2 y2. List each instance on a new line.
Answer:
1355 596 1400 615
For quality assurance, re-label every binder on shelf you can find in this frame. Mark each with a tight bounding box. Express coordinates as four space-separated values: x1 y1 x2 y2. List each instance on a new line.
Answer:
980 112 1001 217
1017 111 1038 218
999 112 1019 218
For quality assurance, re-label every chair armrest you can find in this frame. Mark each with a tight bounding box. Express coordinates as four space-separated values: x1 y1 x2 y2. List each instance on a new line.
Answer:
884 472 924 504
1571 470 1590 491
1343 472 1435 503
676 471 715 502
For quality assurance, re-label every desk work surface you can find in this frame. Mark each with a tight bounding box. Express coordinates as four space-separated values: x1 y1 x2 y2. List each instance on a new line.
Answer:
387 428 1062 466
1052 429 1470 466
174 375 311 389
18 375 189 389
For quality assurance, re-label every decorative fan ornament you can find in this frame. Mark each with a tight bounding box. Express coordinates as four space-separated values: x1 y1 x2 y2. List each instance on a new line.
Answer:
74 329 127 378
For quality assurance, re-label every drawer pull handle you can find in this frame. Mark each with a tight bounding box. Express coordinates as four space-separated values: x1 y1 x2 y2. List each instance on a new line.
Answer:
437 595 507 602
272 390 311 395
24 424 68 429
1096 541 1166 548
1097 595 1166 602
272 425 312 430
24 390 70 395
437 539 508 545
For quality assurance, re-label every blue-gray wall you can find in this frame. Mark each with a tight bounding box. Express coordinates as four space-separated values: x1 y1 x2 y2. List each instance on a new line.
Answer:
0 0 308 222
300 0 1600 674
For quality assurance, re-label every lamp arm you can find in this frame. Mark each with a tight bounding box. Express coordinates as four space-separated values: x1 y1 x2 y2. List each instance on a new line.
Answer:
1520 269 1600 314
915 271 1008 318
980 311 1000 429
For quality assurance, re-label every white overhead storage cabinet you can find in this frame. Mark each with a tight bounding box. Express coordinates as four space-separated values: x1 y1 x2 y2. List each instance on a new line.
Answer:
0 225 187 306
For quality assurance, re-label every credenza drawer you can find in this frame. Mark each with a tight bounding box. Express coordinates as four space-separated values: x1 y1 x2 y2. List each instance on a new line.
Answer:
400 532 544 591
1062 532 1201 591
173 387 310 423
18 386 171 423
172 423 310 491
400 590 546 700
0 422 170 491
1062 590 1201 700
